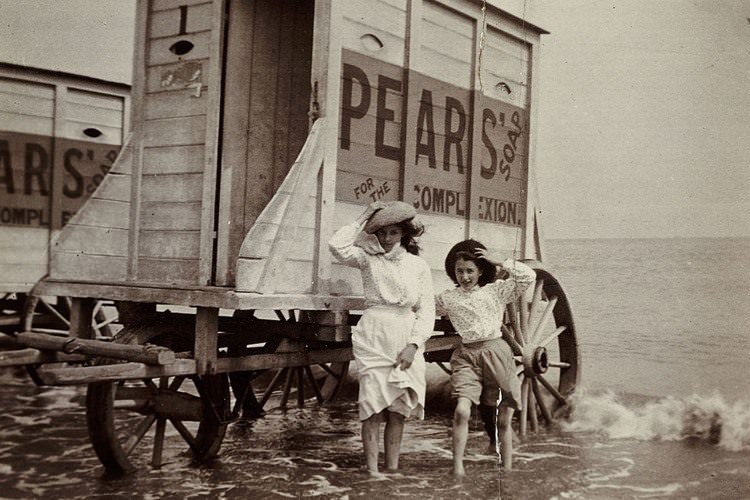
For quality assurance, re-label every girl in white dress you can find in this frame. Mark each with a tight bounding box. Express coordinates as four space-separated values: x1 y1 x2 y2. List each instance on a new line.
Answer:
329 201 435 476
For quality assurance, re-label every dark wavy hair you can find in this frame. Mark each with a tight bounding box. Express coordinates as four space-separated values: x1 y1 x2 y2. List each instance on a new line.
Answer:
396 218 424 255
444 239 497 286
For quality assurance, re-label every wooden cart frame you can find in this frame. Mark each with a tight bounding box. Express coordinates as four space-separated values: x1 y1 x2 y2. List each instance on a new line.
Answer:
1 0 580 474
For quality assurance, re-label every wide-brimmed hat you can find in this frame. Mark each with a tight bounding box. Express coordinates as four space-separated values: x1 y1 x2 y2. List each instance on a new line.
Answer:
364 201 417 234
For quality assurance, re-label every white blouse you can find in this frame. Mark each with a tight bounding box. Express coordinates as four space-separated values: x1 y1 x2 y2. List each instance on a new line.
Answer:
436 259 536 343
328 222 436 348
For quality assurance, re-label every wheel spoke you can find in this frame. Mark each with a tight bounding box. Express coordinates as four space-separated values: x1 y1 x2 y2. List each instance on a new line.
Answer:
501 325 523 356
519 379 530 437
151 417 166 468
95 314 118 329
142 378 158 391
168 417 198 449
39 299 70 327
259 368 287 407
123 414 156 455
519 299 529 342
169 376 186 391
506 303 524 347
528 382 539 432
526 279 546 338
549 361 571 369
530 296 559 344
537 374 568 406
296 368 305 407
537 325 567 349
279 367 294 408
304 366 324 403
316 363 337 377
532 379 553 425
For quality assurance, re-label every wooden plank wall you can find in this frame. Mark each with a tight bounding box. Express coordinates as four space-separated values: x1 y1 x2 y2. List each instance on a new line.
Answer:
0 70 129 288
328 0 411 295
0 76 54 291
328 0 539 295
408 0 474 291
50 137 132 282
471 17 532 258
136 0 216 284
216 0 314 287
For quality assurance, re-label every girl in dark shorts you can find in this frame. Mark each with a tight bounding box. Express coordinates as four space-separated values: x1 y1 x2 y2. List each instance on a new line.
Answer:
435 239 535 475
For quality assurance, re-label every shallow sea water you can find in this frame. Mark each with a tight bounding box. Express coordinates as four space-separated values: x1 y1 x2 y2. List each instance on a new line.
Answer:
1 238 749 498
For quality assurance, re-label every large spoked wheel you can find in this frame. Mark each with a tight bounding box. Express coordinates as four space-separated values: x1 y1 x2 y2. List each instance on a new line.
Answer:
504 260 580 437
86 330 229 474
233 310 351 415
0 293 25 333
87 373 229 474
23 295 118 338
22 295 119 385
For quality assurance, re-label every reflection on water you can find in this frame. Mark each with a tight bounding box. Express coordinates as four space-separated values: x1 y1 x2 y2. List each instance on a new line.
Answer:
1 374 749 499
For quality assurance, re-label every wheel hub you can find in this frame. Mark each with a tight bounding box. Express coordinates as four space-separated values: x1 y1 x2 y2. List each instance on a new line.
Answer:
522 345 549 376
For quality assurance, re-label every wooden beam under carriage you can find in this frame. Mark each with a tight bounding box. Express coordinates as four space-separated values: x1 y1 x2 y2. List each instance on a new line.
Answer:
34 279 366 311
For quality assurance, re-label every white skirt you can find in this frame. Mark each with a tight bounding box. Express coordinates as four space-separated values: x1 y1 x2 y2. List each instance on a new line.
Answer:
351 305 426 421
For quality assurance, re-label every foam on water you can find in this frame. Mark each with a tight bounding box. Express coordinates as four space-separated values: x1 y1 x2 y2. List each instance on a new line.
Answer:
563 389 750 451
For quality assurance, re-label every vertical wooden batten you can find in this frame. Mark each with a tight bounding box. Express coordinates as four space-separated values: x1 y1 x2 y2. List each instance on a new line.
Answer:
49 84 67 238
400 0 423 225
198 0 227 285
313 0 341 295
467 10 483 240
524 37 544 261
128 0 150 280
215 0 255 286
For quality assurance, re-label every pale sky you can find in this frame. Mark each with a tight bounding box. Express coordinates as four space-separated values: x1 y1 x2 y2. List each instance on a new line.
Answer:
534 0 750 239
1 0 747 239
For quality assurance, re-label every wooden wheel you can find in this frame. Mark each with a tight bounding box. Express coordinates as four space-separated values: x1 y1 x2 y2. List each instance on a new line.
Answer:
86 372 229 474
0 293 25 333
22 295 119 385
23 295 118 338
244 310 351 413
85 326 229 474
504 261 580 437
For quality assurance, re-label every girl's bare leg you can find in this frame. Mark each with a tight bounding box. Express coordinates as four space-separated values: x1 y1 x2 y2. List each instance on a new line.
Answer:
384 411 405 470
498 407 514 471
362 415 381 475
452 397 472 476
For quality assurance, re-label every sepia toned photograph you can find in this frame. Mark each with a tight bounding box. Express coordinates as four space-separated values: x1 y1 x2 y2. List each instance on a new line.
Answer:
1 0 748 498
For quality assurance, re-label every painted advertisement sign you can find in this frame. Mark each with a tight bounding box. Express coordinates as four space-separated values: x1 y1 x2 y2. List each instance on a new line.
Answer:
337 49 527 227
0 131 119 229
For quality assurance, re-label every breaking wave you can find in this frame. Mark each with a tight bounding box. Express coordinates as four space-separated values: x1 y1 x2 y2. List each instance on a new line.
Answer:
563 390 750 451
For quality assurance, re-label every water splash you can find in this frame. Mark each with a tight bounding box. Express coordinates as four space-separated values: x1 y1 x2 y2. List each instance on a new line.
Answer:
563 390 750 451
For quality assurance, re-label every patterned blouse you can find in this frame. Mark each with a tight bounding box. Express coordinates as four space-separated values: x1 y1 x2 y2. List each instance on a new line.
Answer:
436 259 536 343
328 222 435 348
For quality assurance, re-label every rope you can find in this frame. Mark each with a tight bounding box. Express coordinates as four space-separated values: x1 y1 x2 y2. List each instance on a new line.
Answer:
477 0 488 94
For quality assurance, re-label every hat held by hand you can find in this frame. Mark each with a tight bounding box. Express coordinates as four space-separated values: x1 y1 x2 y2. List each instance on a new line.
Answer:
364 201 417 234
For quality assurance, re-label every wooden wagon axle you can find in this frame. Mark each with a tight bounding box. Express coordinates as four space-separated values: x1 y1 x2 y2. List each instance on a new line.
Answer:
0 331 175 365
5 334 460 386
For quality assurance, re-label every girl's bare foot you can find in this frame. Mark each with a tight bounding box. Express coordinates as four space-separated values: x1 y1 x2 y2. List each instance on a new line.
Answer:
362 466 388 480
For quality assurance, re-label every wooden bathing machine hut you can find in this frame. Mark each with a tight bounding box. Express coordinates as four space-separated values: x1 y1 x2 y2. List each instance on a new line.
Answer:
0 63 129 332
0 0 579 474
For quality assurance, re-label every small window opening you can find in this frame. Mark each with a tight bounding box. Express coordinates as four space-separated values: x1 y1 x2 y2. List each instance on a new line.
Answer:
496 82 512 95
170 40 194 56
360 34 384 52
83 127 103 138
